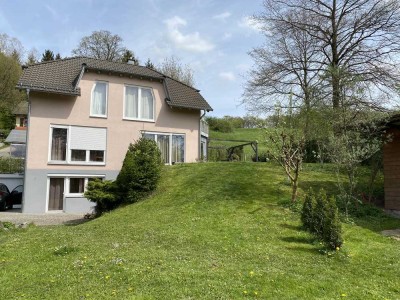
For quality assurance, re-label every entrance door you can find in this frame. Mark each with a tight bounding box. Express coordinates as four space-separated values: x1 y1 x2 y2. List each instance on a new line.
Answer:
48 178 64 210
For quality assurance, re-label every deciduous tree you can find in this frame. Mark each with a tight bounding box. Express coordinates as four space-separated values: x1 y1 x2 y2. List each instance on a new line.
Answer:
72 30 128 61
254 0 400 109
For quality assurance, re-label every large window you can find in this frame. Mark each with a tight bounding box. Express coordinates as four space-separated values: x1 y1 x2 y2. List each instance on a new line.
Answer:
50 125 107 165
143 132 185 164
91 81 108 117
124 85 154 121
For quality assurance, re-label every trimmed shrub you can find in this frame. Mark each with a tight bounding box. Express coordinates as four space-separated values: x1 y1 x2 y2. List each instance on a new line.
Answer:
115 137 163 203
301 188 343 249
322 195 343 249
84 179 117 216
301 188 316 231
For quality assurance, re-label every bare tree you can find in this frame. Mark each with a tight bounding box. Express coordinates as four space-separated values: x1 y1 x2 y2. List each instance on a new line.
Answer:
157 56 195 87
259 0 400 109
26 48 39 65
269 130 305 202
244 8 326 138
72 30 128 61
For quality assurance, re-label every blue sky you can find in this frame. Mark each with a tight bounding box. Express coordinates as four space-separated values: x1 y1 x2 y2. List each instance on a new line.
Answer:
0 0 265 117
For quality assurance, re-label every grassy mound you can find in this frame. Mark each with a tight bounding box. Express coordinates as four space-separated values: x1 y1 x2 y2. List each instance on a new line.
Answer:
0 163 399 299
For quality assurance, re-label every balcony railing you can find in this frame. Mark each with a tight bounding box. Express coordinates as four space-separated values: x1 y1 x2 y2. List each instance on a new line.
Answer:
200 119 209 136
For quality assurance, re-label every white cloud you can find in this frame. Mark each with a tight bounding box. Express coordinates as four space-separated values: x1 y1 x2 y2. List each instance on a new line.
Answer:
238 16 262 32
164 16 215 53
213 12 231 20
219 71 236 81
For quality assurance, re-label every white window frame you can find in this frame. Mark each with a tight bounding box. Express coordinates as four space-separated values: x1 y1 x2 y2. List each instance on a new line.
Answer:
123 84 155 122
48 125 106 166
46 175 106 212
90 81 108 118
142 131 185 165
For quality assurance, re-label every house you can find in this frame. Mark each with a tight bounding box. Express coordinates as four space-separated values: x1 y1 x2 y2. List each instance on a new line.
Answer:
383 115 400 211
17 57 212 214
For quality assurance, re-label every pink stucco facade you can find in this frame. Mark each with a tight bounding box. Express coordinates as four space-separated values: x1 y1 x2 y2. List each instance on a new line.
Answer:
22 71 205 213
27 71 202 172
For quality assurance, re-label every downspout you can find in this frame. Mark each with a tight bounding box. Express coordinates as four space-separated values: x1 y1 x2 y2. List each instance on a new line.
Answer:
21 88 30 213
199 110 207 161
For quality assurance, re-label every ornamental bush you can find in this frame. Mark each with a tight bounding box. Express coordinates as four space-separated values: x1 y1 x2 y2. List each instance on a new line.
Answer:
301 188 343 249
301 188 316 231
115 137 163 203
84 179 117 216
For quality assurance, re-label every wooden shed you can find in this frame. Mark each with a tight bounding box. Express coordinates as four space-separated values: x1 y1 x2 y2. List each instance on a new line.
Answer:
383 115 400 211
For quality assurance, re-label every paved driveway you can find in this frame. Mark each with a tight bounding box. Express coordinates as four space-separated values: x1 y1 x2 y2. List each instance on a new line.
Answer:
0 208 87 226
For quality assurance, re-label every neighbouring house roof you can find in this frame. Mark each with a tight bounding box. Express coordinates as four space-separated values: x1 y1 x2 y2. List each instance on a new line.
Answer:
5 129 27 144
17 57 213 111
386 113 400 128
12 101 28 115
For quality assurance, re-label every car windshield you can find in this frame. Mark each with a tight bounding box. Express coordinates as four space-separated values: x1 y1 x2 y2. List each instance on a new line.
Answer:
12 185 23 193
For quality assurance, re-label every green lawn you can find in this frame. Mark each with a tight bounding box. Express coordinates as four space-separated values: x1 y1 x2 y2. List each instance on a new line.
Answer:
209 128 269 161
1 163 399 299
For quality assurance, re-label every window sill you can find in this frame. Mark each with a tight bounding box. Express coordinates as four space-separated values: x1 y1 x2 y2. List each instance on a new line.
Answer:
48 161 106 166
90 115 107 119
123 117 155 123
65 194 84 198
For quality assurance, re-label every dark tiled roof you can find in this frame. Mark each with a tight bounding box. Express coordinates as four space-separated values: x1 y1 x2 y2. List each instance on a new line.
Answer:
12 101 28 115
5 129 27 144
17 57 213 111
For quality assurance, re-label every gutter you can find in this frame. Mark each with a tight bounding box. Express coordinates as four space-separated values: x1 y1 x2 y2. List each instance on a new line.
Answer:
22 89 30 213
199 110 207 161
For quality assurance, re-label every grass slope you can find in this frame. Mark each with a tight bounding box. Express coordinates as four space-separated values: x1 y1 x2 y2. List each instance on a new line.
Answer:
1 163 399 299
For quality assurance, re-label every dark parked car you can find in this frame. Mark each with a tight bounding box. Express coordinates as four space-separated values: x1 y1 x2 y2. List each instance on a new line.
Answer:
0 184 23 210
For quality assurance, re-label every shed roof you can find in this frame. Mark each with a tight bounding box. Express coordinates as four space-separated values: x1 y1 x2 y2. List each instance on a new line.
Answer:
5 129 27 144
17 57 213 111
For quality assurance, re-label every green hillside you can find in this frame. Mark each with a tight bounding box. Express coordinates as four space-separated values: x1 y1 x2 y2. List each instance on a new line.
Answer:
209 128 269 161
0 163 399 299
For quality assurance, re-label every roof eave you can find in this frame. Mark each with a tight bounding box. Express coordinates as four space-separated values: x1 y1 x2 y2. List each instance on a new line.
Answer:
16 84 81 96
166 102 213 112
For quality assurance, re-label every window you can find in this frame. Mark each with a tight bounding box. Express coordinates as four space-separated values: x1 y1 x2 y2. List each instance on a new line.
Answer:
143 132 185 164
51 128 67 161
69 178 85 193
91 82 108 117
49 125 107 165
124 85 154 121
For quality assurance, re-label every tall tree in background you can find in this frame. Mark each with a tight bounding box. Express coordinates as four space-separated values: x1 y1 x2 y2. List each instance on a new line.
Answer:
244 8 326 138
157 56 195 87
41 49 55 62
72 30 128 61
0 53 24 119
145 58 155 69
255 0 400 109
55 53 61 60
121 49 139 65
26 48 39 65
0 33 24 64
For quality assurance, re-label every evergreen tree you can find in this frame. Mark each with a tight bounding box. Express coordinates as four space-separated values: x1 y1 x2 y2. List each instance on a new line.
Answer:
55 53 61 60
41 49 54 62
145 58 155 69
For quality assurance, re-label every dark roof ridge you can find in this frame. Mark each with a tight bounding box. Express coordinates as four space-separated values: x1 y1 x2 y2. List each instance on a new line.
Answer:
22 56 79 68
